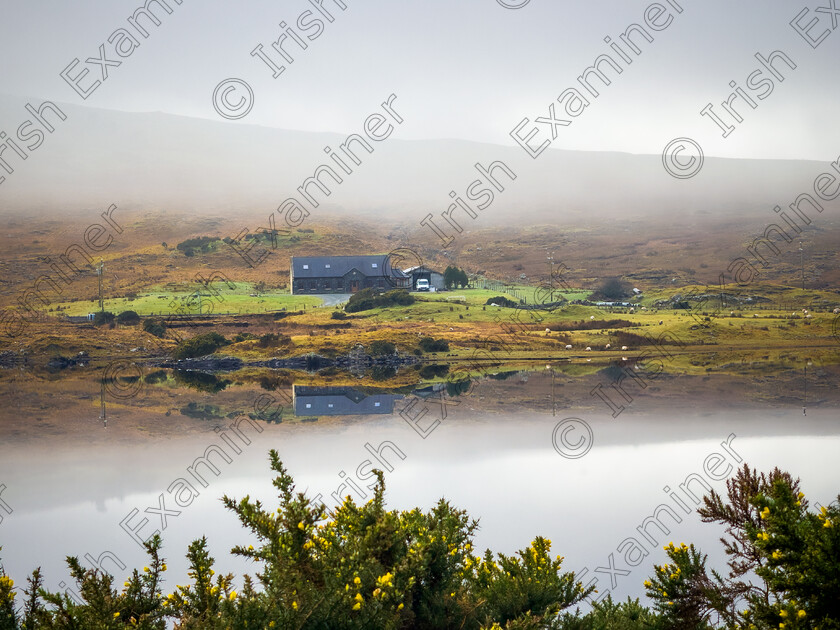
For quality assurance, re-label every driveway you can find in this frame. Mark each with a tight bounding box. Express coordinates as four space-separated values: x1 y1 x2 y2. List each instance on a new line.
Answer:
317 294 353 307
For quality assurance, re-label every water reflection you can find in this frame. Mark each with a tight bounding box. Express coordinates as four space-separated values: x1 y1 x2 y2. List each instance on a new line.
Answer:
293 385 403 416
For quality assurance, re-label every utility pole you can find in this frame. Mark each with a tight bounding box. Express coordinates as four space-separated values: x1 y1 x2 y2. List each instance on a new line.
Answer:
100 379 107 428
547 252 554 301
96 259 105 312
799 242 805 291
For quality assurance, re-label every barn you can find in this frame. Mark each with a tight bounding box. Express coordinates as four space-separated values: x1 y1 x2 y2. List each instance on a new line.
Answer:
290 255 410 295
403 265 445 291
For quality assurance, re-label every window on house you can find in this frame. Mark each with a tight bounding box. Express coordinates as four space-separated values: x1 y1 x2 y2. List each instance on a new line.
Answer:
305 403 311 409
374 402 381 407
302 264 309 270
371 263 378 268
325 264 331 269
328 403 334 408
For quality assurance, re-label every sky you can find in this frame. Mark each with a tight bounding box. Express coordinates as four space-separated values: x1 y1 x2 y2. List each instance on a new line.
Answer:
0 0 838 160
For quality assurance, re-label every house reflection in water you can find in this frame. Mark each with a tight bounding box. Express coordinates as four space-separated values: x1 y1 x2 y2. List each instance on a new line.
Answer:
292 386 404 417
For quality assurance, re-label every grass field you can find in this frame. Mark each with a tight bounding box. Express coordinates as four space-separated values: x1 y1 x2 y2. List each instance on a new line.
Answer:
51 282 324 316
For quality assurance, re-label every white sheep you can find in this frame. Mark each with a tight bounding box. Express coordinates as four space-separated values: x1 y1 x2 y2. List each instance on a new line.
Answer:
621 345 628 351
565 344 573 350
585 346 592 351
590 315 595 320
834 308 840 314
605 343 611 349
545 328 551 333
622 356 628 361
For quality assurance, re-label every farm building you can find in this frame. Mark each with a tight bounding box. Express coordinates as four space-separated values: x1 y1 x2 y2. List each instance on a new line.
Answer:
290 255 409 295
403 265 445 291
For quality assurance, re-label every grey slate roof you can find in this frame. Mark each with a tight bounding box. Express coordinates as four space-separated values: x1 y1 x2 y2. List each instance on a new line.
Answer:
291 255 408 279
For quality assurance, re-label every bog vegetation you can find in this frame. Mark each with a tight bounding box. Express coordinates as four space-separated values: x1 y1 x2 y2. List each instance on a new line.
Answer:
0 458 837 629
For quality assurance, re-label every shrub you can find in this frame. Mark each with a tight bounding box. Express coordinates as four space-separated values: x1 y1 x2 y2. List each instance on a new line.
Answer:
485 296 518 308
368 340 396 355
172 332 229 359
419 336 449 352
345 289 415 313
257 333 289 349
419 364 449 379
330 311 347 320
92 311 115 326
143 318 166 338
116 310 140 325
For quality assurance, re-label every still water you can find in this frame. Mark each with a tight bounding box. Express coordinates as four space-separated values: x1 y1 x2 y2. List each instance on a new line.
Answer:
0 365 838 608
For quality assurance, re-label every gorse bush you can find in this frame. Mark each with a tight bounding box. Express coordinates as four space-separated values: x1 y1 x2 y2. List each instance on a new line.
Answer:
172 332 229 359
0 462 837 629
345 289 415 313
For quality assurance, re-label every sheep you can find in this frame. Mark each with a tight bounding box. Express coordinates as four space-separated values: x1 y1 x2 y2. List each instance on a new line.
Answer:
565 344 573 350
622 357 628 361
629 308 635 314
605 343 611 349
753 314 758 318
590 315 595 320
545 328 551 333
731 311 735 316
834 308 840 314
585 346 592 351
621 345 628 351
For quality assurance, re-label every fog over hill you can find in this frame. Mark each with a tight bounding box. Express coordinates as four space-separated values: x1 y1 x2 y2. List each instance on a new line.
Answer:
0 95 832 229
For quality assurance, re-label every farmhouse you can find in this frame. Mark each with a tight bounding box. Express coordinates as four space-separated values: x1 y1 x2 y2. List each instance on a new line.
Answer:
290 255 409 295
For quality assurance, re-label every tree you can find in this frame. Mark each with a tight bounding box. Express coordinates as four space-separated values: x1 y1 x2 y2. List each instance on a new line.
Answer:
596 277 630 300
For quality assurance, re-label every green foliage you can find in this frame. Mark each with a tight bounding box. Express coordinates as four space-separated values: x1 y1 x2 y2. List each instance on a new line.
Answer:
643 464 840 630
345 289 415 313
176 236 219 257
596 278 630 300
369 340 396 356
5 463 839 629
143 318 166 338
419 337 449 353
331 311 347 320
173 371 231 394
116 310 141 325
558 596 665 629
419 364 449 379
444 266 469 289
93 311 115 326
172 332 229 359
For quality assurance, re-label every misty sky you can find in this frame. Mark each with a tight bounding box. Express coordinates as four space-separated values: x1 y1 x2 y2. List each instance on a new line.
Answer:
0 0 838 160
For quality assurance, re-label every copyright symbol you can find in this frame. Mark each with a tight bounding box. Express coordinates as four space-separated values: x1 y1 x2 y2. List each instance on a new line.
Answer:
552 418 593 459
212 78 254 120
662 137 704 179
497 0 531 7
103 360 143 399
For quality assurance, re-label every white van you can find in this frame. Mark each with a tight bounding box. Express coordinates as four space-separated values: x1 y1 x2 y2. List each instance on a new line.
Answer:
415 278 430 291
